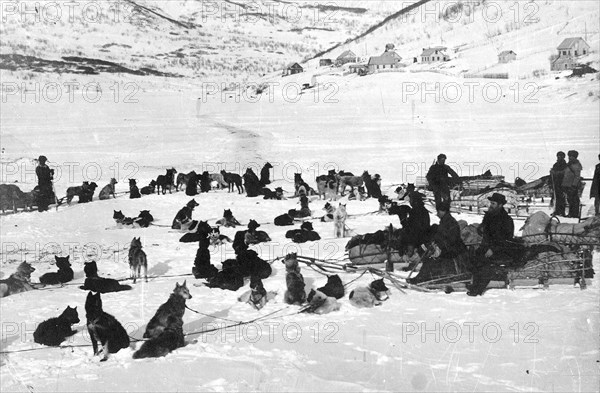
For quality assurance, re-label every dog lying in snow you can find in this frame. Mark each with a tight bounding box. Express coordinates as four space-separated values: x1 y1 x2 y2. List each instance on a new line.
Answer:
348 278 389 308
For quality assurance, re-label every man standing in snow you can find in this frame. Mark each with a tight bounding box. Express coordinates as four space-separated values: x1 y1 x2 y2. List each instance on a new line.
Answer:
467 193 515 296
563 150 582 218
426 153 460 206
35 155 55 212
591 154 600 216
549 151 567 216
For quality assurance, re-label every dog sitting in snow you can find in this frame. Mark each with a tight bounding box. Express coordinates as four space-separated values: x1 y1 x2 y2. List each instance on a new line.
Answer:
283 253 306 305
172 199 199 230
349 278 389 308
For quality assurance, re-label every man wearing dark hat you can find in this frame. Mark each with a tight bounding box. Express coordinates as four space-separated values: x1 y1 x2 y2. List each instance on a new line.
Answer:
35 155 55 212
549 151 567 216
467 192 515 296
591 154 600 216
426 153 460 206
562 150 582 218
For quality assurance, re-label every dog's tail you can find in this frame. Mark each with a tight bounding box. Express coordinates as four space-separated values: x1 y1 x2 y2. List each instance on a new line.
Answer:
133 340 169 359
133 330 181 359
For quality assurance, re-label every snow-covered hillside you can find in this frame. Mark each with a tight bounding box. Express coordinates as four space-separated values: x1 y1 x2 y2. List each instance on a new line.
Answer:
0 0 405 83
315 0 600 79
1 1 599 392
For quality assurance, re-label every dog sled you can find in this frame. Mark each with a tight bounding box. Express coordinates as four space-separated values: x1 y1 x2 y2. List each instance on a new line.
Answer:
344 213 597 292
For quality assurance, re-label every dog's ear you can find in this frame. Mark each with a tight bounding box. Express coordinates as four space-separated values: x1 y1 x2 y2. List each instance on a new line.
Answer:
65 255 70 261
182 280 187 287
55 255 59 262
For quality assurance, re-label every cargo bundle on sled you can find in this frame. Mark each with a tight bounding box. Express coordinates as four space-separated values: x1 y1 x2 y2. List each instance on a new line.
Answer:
345 225 405 267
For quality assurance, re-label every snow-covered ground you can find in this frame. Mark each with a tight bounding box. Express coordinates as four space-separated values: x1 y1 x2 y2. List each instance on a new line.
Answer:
1 68 599 391
1 0 600 391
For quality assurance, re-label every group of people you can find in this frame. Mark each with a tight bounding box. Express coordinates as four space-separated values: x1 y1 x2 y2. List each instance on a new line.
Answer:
549 150 584 218
403 189 515 296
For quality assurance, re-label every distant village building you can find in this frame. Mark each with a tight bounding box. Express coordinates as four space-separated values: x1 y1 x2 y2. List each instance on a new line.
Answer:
367 44 402 72
319 59 333 67
551 37 591 71
282 63 303 76
498 50 517 63
420 47 450 63
336 50 359 66
556 37 590 57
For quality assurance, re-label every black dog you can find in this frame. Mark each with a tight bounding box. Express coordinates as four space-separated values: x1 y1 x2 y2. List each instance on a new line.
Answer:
80 261 132 293
156 168 177 195
192 235 218 279
205 261 245 291
74 182 98 203
237 249 272 279
285 221 321 243
185 171 199 196
243 168 262 197
220 170 244 194
274 213 294 226
140 180 157 195
33 306 79 346
199 171 212 193
172 199 199 230
129 179 141 199
178 220 212 243
39 255 73 285
317 274 345 299
259 162 273 186
85 292 130 361
136 210 154 227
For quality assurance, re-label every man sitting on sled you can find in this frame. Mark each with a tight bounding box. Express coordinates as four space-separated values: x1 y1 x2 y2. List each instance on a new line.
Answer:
466 193 518 296
406 201 467 284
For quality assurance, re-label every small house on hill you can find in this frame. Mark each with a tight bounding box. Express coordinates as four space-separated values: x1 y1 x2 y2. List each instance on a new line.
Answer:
368 51 402 72
557 37 590 57
498 50 517 63
336 50 358 66
551 37 591 71
420 47 449 63
282 63 303 76
367 45 402 72
319 59 333 67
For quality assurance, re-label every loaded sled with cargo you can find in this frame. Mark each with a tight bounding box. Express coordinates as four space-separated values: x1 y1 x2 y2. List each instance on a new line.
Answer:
345 212 598 292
